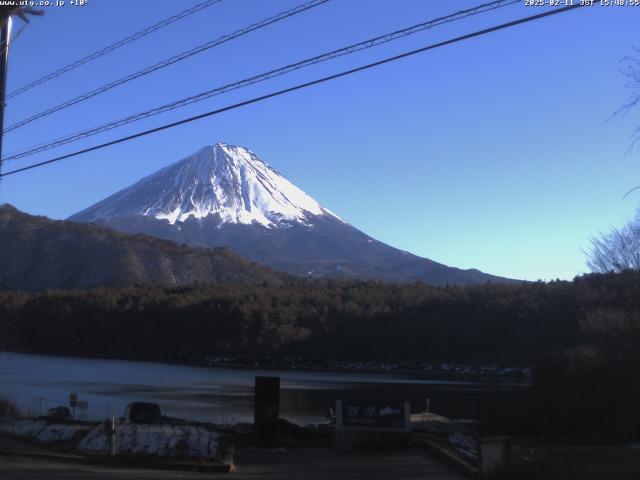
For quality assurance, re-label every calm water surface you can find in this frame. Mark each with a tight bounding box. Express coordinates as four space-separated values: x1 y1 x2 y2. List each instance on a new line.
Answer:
0 352 529 424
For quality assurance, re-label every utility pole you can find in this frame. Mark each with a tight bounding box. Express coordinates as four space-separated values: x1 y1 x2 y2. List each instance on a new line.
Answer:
0 5 43 185
0 11 12 182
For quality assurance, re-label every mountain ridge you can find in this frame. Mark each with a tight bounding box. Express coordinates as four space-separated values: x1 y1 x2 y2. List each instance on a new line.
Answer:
0 204 286 291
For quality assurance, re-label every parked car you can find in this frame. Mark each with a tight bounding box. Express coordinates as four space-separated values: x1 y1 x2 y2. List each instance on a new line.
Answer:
122 402 162 424
47 406 72 421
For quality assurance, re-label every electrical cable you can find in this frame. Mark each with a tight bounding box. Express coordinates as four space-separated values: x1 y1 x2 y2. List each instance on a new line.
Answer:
0 4 584 178
3 0 329 133
6 0 225 99
4 0 519 161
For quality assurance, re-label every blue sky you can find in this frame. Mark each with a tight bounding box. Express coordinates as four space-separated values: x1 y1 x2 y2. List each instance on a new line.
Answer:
1 0 638 281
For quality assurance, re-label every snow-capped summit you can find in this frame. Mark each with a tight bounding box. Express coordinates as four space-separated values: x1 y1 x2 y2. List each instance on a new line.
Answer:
71 142 341 228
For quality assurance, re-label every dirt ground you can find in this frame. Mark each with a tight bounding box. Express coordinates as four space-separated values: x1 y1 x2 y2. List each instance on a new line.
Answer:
509 441 640 480
0 447 468 480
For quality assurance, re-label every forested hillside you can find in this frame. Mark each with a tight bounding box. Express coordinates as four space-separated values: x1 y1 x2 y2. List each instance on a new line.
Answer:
0 204 285 291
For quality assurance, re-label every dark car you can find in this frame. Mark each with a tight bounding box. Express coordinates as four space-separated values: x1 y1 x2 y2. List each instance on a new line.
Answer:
122 402 162 424
47 406 72 421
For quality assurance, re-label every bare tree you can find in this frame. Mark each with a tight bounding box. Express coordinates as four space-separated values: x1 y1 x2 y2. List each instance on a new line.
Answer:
586 49 640 273
587 215 640 273
617 47 640 150
0 5 43 28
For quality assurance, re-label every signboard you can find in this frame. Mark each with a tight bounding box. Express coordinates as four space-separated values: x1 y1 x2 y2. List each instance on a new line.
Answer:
341 402 406 429
69 393 78 408
335 400 411 451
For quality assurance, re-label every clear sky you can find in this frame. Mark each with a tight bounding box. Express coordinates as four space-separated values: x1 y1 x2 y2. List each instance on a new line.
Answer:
1 0 638 281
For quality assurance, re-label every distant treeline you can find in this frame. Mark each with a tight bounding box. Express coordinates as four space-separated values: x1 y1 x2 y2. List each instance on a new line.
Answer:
0 271 637 365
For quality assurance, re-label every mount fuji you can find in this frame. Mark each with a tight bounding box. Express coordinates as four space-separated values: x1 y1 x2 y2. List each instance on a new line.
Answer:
69 142 512 284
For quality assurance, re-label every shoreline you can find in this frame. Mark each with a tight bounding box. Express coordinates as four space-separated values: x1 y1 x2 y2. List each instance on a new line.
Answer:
0 349 533 385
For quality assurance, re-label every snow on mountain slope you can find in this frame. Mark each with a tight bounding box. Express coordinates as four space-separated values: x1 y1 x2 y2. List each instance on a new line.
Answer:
71 143 342 228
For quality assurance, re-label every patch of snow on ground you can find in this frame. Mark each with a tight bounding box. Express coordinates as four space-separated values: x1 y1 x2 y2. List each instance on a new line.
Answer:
0 419 92 442
78 422 218 459
448 431 478 461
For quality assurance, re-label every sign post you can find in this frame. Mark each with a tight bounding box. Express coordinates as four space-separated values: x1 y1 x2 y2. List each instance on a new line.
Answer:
77 400 88 420
69 393 78 420
109 413 117 456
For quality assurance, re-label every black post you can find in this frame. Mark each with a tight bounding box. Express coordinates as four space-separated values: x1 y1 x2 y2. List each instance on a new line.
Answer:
254 376 280 447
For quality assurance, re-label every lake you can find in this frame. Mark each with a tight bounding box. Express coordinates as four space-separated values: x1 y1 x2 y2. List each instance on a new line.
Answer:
0 352 530 425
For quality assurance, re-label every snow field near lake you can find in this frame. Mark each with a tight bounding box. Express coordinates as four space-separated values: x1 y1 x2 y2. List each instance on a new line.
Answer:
0 419 92 442
78 422 218 458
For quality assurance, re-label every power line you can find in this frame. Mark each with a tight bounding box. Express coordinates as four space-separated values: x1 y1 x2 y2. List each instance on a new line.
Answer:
0 4 585 179
3 0 329 134
5 0 520 162
6 0 224 100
